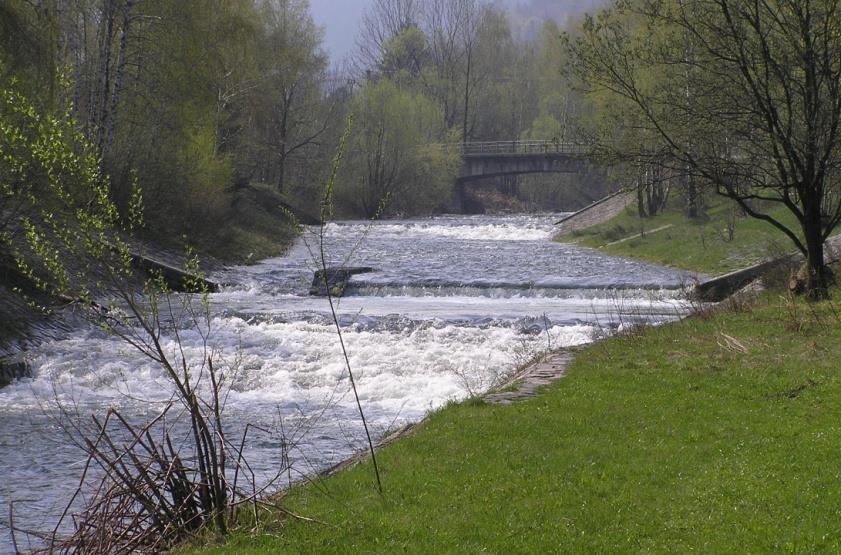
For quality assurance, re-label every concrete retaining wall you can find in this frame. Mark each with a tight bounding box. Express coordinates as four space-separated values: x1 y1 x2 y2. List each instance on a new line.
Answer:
0 353 30 387
0 241 222 386
693 234 841 302
554 191 635 236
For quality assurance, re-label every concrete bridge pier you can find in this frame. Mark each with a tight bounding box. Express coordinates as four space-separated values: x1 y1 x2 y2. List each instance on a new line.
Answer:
451 180 490 214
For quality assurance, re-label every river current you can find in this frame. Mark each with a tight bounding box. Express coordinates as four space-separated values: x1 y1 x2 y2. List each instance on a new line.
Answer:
0 213 698 550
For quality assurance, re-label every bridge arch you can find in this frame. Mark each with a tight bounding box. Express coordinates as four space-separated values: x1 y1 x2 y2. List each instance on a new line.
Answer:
455 141 591 183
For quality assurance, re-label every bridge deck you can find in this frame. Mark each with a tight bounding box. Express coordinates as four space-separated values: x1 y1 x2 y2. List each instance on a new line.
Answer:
452 140 591 183
456 140 588 157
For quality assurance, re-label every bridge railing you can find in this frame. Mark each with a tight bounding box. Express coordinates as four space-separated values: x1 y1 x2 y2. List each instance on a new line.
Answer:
454 140 589 157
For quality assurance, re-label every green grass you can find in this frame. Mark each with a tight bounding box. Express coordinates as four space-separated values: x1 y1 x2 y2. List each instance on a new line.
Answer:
193 183 302 264
191 292 841 553
559 197 800 276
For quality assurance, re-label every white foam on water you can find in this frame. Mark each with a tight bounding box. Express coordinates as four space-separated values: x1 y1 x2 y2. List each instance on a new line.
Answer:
322 214 561 243
358 222 553 241
225 319 595 414
2 318 596 422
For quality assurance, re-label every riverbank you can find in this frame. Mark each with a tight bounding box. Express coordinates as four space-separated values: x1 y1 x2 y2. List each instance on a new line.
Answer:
4 213 691 552
160 182 303 265
0 181 302 366
556 197 799 275
189 285 841 553
182 206 841 552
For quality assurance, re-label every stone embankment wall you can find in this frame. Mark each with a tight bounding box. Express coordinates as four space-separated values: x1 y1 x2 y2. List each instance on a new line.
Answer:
554 191 635 236
694 234 841 302
0 282 56 384
0 242 223 387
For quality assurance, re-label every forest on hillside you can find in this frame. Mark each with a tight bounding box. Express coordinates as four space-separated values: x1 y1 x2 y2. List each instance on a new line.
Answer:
0 0 614 263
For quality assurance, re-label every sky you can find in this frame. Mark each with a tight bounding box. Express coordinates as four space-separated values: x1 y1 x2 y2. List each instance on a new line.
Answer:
308 0 372 65
306 0 530 64
307 0 607 66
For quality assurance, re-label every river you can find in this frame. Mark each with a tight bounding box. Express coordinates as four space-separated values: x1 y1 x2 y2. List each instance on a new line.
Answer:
0 213 697 551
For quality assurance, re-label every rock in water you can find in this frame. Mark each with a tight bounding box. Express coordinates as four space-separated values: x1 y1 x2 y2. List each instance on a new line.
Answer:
309 267 374 297
0 354 30 388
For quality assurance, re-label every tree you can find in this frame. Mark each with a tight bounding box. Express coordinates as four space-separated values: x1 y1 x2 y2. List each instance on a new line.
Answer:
339 78 458 217
0 77 296 550
356 0 421 70
249 0 331 193
569 0 841 299
421 0 480 134
379 24 431 82
460 5 516 142
360 0 501 140
0 1 57 103
525 20 584 144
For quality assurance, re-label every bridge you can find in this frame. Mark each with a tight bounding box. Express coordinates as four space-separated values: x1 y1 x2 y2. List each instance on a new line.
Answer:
454 140 591 182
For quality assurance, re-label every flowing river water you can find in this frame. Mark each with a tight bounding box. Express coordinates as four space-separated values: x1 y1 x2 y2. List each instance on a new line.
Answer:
0 213 698 550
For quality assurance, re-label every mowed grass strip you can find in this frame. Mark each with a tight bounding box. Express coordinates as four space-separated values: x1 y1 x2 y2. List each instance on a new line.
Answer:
195 294 841 553
559 197 800 276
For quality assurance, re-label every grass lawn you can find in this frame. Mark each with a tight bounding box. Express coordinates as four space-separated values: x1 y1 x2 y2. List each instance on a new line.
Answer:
166 182 302 265
192 292 841 553
558 196 801 276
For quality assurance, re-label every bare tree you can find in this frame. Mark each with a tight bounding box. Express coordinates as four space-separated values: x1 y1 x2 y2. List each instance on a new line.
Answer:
569 0 841 299
356 0 510 144
355 0 421 70
458 0 481 144
422 0 469 128
100 0 136 167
